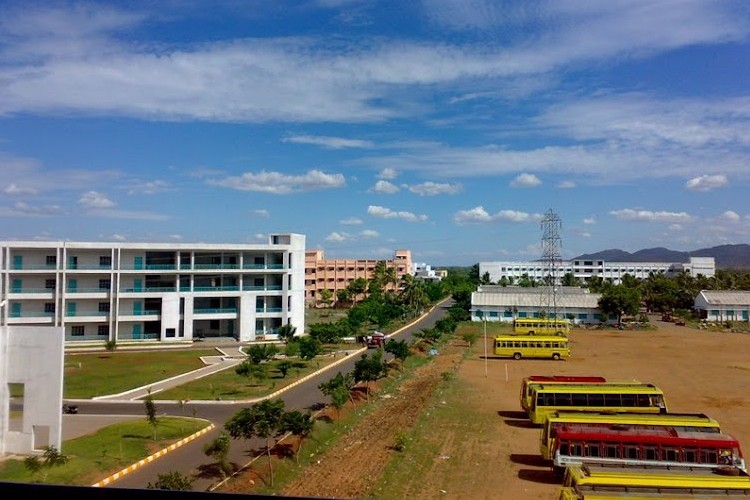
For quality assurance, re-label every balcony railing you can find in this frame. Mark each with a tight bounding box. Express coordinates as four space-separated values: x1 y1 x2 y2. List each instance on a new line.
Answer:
65 311 109 317
9 287 55 293
66 287 110 293
193 308 238 314
8 311 55 318
256 307 283 313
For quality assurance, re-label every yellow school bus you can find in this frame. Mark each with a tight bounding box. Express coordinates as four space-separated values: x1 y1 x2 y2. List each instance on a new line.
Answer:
494 335 570 360
527 383 667 425
513 317 571 336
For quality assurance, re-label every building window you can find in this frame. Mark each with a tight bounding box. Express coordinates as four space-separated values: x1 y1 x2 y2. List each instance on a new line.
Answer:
46 255 57 266
71 325 85 336
98 279 111 290
44 303 55 313
45 279 56 290
100 256 112 267
98 302 110 313
97 325 109 336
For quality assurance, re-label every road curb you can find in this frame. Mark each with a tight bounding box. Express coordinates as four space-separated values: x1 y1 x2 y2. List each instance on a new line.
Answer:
91 423 216 487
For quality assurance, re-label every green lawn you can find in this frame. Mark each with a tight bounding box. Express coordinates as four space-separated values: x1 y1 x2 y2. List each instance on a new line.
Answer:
0 417 209 486
64 348 220 399
155 354 348 401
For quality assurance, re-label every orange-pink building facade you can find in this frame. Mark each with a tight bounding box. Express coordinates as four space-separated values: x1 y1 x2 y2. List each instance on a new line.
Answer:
304 249 412 306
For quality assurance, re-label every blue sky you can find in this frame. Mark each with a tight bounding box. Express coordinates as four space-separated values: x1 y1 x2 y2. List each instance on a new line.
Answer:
1 0 749 266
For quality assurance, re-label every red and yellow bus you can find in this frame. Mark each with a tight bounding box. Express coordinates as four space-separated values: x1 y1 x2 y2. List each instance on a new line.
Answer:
550 423 745 472
540 411 722 461
520 376 609 412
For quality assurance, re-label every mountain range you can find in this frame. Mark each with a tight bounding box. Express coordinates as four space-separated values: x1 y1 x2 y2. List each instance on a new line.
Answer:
573 244 750 269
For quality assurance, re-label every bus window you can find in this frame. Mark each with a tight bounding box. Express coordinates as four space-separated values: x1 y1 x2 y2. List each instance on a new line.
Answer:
624 445 639 459
644 446 658 460
701 449 718 464
587 443 601 457
570 443 583 457
571 393 587 406
604 444 618 458
664 447 679 461
684 447 697 463
588 393 604 406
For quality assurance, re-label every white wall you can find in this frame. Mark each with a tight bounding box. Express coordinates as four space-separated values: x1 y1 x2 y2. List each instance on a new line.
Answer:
1 325 64 456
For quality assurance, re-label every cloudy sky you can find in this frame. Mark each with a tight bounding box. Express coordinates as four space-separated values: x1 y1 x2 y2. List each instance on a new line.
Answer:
1 0 749 266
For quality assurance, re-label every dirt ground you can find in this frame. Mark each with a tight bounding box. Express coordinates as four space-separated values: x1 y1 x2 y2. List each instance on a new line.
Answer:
221 318 750 499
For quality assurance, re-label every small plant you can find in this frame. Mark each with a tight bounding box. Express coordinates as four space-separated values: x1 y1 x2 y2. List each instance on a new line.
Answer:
441 371 455 382
394 431 408 452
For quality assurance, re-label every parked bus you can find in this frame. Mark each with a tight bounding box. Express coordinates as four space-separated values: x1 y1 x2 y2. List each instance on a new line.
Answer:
520 376 608 412
494 335 570 360
527 383 667 425
550 423 745 472
541 411 722 461
561 463 750 495
513 317 571 336
558 483 750 499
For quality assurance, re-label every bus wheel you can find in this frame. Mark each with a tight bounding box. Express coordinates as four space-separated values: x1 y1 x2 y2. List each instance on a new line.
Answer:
552 353 561 360
513 353 522 360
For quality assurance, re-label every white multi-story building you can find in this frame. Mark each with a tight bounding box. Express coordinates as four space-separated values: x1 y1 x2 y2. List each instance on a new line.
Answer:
480 257 715 285
0 234 306 344
412 262 442 282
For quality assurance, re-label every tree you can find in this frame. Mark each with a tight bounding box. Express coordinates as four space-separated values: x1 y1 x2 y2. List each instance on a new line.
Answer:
147 471 194 490
330 385 350 417
23 446 68 482
203 430 233 478
384 338 411 371
225 399 286 487
353 350 388 402
104 339 117 353
277 324 297 344
235 359 269 387
245 344 279 364
277 360 293 378
319 371 356 403
461 331 478 348
598 285 641 325
298 336 322 361
144 391 158 440
480 271 492 285
317 288 334 309
280 410 315 465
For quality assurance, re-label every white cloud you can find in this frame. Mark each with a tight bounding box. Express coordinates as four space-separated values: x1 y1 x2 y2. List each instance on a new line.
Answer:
453 206 493 223
111 233 127 241
453 206 537 224
367 205 428 222
283 135 373 149
583 217 596 225
252 209 270 217
325 231 351 242
340 217 363 225
378 168 398 180
126 180 172 195
609 208 692 223
79 191 115 209
407 181 462 196
4 183 38 195
208 169 345 194
557 180 576 189
372 180 399 194
718 210 741 222
360 229 379 238
668 224 684 231
686 174 728 191
510 173 541 188
0 201 66 217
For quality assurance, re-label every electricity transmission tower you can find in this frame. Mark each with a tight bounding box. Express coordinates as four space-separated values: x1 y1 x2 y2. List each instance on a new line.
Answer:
540 209 562 319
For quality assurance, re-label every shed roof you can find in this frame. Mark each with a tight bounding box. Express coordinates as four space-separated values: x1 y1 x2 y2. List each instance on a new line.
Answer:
697 290 750 306
472 290 601 309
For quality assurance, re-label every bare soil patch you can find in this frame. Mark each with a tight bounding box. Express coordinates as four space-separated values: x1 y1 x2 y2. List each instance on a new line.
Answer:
219 320 750 499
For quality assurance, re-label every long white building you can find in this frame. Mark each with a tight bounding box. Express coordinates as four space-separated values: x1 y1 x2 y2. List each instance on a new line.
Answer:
0 234 306 344
480 256 715 285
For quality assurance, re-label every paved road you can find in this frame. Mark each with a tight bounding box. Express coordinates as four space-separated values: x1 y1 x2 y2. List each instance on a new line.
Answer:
64 299 453 492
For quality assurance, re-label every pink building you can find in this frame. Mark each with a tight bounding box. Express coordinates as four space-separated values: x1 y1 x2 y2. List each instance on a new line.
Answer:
305 249 412 306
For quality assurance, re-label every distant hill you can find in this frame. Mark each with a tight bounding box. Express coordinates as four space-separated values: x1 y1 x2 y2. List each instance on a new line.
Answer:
574 244 750 269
